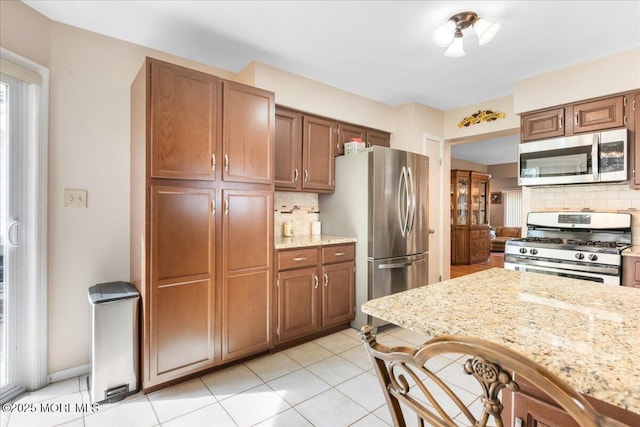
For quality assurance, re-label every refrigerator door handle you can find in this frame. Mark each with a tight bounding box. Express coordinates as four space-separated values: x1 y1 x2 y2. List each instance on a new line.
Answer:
378 260 421 269
406 166 416 236
397 166 409 237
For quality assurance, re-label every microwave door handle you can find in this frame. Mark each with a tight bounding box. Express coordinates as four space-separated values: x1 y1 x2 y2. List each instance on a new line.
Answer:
592 133 600 181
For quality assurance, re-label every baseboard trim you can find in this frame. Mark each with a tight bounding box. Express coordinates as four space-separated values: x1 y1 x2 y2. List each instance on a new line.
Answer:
47 363 91 384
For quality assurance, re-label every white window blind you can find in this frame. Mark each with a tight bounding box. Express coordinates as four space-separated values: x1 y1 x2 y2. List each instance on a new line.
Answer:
503 189 522 227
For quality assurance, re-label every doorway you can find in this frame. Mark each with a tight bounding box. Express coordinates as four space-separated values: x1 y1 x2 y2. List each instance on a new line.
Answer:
0 50 48 402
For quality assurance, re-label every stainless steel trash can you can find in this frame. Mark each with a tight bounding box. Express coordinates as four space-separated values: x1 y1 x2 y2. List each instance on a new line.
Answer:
87 281 139 404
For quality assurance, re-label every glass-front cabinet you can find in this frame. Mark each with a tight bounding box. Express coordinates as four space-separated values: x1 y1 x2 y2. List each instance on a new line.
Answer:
451 170 491 265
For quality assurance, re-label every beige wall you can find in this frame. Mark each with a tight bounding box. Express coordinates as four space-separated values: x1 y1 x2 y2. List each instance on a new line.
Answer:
486 163 519 227
514 47 640 113
450 158 488 172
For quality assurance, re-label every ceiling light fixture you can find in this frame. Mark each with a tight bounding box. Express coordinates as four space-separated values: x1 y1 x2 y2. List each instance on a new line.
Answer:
433 11 500 57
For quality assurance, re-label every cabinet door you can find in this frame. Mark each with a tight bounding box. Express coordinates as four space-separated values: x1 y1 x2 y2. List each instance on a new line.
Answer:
150 60 217 180
337 123 366 156
276 267 319 343
321 262 355 328
513 392 579 427
572 96 625 134
221 189 273 361
367 129 391 147
630 93 640 188
451 228 470 265
622 257 640 288
302 116 336 192
470 228 490 263
222 81 274 184
149 185 216 385
275 108 302 189
521 108 565 141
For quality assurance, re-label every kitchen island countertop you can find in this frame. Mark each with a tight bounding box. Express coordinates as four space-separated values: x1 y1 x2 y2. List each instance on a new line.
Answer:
361 268 640 415
274 234 357 250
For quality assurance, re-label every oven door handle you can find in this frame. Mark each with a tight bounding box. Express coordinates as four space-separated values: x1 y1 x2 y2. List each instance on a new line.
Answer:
592 133 600 182
505 256 619 276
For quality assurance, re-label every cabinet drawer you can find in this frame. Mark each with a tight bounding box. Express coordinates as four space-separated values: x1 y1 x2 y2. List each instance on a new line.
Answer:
278 248 318 270
322 244 355 264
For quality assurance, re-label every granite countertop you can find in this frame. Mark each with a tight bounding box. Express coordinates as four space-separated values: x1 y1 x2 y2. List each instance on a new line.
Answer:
361 268 640 415
274 234 357 250
622 245 640 257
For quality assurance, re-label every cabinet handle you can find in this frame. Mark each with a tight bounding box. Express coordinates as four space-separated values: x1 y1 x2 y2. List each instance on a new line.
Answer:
559 115 563 129
334 252 345 256
294 168 299 182
224 154 229 172
211 199 215 216
224 198 229 215
314 275 319 289
304 169 309 182
211 154 216 171
574 112 578 126
293 256 306 261
324 274 328 287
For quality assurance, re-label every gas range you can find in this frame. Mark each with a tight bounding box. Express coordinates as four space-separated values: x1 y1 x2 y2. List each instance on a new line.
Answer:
504 212 632 285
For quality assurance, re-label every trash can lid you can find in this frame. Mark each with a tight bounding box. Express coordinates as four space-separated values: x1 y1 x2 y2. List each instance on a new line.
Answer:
88 281 139 305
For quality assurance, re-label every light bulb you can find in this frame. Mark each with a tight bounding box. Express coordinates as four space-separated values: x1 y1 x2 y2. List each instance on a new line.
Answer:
444 32 465 57
433 20 455 47
474 18 500 45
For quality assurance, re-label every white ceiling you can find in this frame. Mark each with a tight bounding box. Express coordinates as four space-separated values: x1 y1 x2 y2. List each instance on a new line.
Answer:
21 0 640 164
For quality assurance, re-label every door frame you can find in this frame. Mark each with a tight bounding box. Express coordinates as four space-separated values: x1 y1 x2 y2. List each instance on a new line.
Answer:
0 48 49 401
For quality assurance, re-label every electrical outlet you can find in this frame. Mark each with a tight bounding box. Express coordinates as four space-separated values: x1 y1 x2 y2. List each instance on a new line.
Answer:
64 189 88 208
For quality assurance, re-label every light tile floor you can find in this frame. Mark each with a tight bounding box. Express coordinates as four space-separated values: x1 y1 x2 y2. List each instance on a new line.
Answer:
2 327 483 427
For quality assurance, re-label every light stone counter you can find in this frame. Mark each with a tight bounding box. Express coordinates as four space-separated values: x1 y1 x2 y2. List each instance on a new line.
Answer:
274 234 357 250
361 268 640 415
622 245 640 257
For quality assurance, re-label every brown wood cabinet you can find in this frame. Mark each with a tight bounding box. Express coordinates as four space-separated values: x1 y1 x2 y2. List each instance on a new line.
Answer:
221 189 273 362
512 392 580 427
222 81 274 184
275 243 355 345
149 184 216 382
274 107 335 192
630 92 640 188
572 95 625 134
302 115 336 192
131 57 274 392
150 61 218 180
520 94 628 142
451 170 491 265
337 123 366 156
521 108 565 141
366 129 391 148
622 256 640 288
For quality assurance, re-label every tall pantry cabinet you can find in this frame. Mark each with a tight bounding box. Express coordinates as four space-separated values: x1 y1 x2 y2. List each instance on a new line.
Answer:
131 58 274 391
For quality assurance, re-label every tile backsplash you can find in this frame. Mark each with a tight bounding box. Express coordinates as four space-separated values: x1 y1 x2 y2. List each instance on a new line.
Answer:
530 183 640 244
274 192 320 237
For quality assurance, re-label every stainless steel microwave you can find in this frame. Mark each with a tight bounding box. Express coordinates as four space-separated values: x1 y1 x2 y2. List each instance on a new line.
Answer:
518 128 627 186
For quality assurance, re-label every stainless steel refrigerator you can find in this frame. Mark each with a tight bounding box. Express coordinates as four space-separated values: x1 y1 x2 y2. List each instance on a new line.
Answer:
319 146 429 328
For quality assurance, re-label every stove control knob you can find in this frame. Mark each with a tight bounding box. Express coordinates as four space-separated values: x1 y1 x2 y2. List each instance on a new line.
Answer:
575 253 585 260
519 248 527 254
529 248 538 255
588 254 598 261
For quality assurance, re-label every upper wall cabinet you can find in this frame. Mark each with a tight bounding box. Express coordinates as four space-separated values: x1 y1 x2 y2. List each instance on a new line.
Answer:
521 108 565 142
150 60 218 180
337 123 366 156
274 107 335 193
366 129 391 148
520 94 628 143
222 81 275 184
572 96 625 134
302 115 336 192
274 108 302 189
